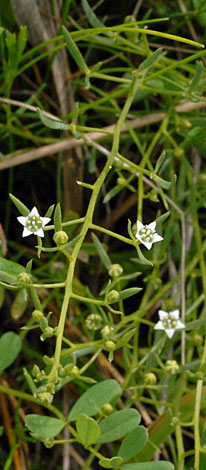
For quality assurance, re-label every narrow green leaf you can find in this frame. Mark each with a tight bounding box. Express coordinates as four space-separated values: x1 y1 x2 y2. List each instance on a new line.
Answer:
119 287 142 301
115 329 136 349
62 25 89 74
45 204 55 218
9 193 30 216
154 150 166 174
136 246 153 266
25 415 65 438
54 203 62 232
138 48 163 73
0 332 22 374
155 211 170 229
99 456 123 468
127 219 136 240
92 233 112 270
155 174 176 190
97 409 141 444
0 257 24 278
69 379 122 421
103 186 122 204
17 26 27 58
120 462 174 470
37 108 69 130
82 0 105 28
118 426 148 461
76 414 100 447
188 60 203 92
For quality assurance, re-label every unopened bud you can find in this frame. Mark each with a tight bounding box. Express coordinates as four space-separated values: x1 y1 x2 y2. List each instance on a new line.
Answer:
32 310 44 322
53 230 68 245
108 264 123 278
101 403 113 416
104 340 115 351
144 373 157 385
85 313 102 330
69 365 79 378
101 325 112 339
17 272 30 284
106 290 119 304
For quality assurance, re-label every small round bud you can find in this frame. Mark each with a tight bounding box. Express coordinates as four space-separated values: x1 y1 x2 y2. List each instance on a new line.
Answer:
174 147 184 158
171 417 179 426
32 310 44 322
101 403 113 416
85 313 102 330
53 230 68 245
69 365 79 378
165 360 179 375
108 264 123 278
191 333 203 346
32 364 40 377
117 177 126 187
106 290 119 304
44 438 54 448
37 391 53 406
144 373 157 385
43 355 54 365
195 371 204 380
101 325 112 339
17 272 30 284
104 340 115 351
43 326 54 337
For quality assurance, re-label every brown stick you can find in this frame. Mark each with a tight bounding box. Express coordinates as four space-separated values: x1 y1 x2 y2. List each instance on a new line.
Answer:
0 100 205 171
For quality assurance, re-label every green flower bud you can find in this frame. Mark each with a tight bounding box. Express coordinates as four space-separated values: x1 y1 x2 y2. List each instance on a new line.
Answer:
117 177 126 187
32 364 40 377
101 325 112 339
171 417 179 426
106 290 119 304
85 313 102 330
144 373 157 385
101 403 113 416
42 326 54 337
44 438 54 448
104 340 115 351
53 230 68 245
69 365 79 378
17 272 31 285
191 332 203 346
36 391 54 406
108 264 123 278
40 316 48 330
43 355 54 365
165 360 179 375
174 147 184 158
32 309 44 322
195 371 204 380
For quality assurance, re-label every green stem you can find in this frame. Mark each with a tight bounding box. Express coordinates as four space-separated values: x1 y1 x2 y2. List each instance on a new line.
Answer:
47 74 140 383
194 379 202 470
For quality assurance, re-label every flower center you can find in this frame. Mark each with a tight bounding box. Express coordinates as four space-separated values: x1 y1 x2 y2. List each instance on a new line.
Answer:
26 216 43 233
139 227 154 243
162 315 177 330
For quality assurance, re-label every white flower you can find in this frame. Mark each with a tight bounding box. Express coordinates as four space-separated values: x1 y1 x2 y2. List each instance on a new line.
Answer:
17 207 51 238
154 309 185 338
136 220 163 250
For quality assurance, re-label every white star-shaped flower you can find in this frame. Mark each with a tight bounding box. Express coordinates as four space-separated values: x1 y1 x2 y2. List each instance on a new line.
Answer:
17 207 51 238
136 220 163 250
154 309 185 338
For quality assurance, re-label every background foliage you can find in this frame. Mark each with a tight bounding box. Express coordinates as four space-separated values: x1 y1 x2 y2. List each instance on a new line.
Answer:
1 1 206 469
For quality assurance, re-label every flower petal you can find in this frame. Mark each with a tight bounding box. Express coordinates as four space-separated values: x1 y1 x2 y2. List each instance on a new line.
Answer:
158 310 168 320
165 329 175 338
147 221 156 232
40 217 51 227
176 320 185 330
22 227 32 237
30 207 40 217
17 216 27 227
154 321 164 330
35 228 44 237
136 220 144 232
153 233 164 243
141 240 153 250
170 310 180 319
